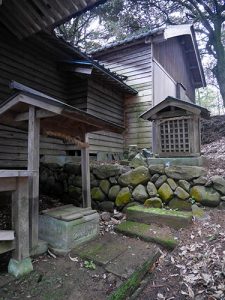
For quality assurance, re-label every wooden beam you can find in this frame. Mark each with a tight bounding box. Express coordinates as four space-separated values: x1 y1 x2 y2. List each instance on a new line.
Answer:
12 176 29 260
15 109 57 121
28 106 40 250
0 230 15 241
81 134 91 208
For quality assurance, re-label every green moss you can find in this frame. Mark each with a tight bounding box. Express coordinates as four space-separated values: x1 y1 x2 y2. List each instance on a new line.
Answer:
116 221 177 250
144 198 162 208
115 188 132 207
91 187 106 202
158 183 173 202
127 206 192 218
108 251 160 300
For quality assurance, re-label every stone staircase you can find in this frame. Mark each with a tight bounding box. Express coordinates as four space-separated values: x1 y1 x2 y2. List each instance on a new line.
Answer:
116 206 193 250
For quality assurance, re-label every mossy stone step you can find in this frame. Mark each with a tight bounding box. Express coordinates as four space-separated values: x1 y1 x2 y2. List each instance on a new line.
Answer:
116 221 178 250
127 206 192 229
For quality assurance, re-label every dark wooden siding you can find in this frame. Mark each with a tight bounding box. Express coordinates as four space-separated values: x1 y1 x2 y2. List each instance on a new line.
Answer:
153 37 195 101
87 79 124 153
93 43 153 150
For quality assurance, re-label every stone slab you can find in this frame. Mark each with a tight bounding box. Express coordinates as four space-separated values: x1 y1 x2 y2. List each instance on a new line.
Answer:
127 206 192 229
105 242 159 279
8 258 33 278
147 156 207 167
71 235 128 266
116 221 178 250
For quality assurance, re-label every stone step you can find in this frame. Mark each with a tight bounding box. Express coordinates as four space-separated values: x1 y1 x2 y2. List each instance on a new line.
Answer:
116 221 178 250
126 206 192 229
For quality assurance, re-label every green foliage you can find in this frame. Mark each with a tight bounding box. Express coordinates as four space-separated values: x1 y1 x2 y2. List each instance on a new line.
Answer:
84 260 96 270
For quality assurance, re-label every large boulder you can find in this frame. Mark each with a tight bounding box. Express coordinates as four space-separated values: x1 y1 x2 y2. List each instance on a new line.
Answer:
68 185 82 199
174 187 190 200
146 182 157 197
165 166 207 180
115 187 132 207
144 197 162 208
108 185 121 202
91 187 106 202
190 186 220 207
149 164 165 175
132 184 148 203
158 183 173 203
118 166 150 187
93 164 122 179
99 179 111 195
211 175 225 195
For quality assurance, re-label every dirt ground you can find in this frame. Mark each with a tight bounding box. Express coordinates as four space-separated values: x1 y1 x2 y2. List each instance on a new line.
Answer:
139 208 225 300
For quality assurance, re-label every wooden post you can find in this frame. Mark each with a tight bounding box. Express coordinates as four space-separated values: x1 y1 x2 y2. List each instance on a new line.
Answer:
28 106 40 250
81 134 91 208
11 177 29 260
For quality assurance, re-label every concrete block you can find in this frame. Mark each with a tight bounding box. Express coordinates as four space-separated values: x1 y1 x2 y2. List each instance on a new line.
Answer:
39 206 99 253
147 156 207 167
8 258 33 278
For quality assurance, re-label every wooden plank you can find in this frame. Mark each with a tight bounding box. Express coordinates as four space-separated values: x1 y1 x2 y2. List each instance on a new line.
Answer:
12 176 29 260
81 134 91 208
0 230 15 241
28 106 40 250
0 177 16 192
0 241 15 255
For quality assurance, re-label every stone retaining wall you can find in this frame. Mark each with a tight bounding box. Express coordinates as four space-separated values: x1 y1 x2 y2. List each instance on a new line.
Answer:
40 162 225 212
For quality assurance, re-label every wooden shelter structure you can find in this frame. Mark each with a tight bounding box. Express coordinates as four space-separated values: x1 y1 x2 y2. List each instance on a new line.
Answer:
0 84 124 276
141 96 210 157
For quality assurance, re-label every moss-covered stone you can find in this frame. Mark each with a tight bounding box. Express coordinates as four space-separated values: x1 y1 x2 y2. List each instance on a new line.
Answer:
148 164 165 175
144 197 162 208
190 185 220 207
122 202 141 213
108 185 120 202
99 179 111 195
158 183 173 203
174 187 190 200
118 166 150 187
116 221 177 250
178 180 190 192
98 201 114 212
93 164 122 179
115 187 132 207
68 185 82 198
211 175 225 195
126 206 192 229
169 198 192 211
155 175 168 188
165 165 207 180
91 187 106 202
146 181 157 197
132 184 148 203
167 178 177 191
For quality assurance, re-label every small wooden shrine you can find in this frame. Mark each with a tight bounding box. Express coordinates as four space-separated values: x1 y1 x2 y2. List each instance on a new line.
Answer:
141 96 210 157
0 83 124 277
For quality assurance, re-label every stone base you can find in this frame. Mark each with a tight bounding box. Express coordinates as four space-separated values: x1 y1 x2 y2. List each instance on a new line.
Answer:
8 258 33 278
147 156 207 167
30 239 48 257
39 206 99 253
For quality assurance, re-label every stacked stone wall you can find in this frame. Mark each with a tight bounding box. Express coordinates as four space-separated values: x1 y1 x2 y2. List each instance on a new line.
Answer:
40 163 225 212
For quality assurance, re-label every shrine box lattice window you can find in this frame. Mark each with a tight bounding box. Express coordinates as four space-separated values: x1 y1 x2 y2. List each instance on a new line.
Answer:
159 117 191 154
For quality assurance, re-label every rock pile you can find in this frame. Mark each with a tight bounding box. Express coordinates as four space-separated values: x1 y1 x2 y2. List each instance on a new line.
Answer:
40 162 225 212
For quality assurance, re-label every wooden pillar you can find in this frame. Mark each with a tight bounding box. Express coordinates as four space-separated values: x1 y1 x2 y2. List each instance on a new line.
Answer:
81 134 91 208
12 177 29 260
28 106 40 249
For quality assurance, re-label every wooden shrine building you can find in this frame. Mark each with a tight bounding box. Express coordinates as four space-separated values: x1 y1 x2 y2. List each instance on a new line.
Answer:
141 96 210 157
